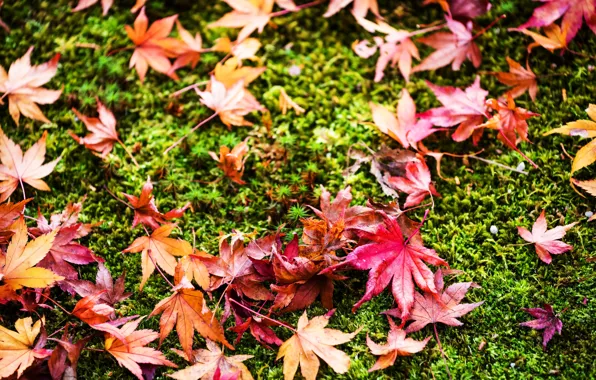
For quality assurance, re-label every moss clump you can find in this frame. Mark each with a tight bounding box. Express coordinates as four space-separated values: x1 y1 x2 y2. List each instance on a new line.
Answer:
1 0 595 378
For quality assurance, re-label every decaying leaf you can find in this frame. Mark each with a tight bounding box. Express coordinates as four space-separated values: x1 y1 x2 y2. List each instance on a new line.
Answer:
279 88 305 115
517 210 577 264
0 47 62 125
277 310 361 380
0 129 61 202
209 138 250 185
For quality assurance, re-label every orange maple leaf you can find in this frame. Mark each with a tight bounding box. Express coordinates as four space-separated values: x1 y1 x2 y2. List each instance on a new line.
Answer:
123 223 192 290
0 129 61 202
149 263 233 361
493 57 538 101
104 317 177 380
0 47 62 125
125 7 185 82
209 138 250 185
0 317 51 379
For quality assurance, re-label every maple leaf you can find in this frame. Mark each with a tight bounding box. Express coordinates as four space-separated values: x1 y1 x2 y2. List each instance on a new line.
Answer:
0 47 62 125
492 57 538 101
169 20 204 75
366 317 430 371
104 317 177 380
514 24 567 52
518 0 596 43
443 0 492 22
213 57 266 89
123 223 192 290
485 95 539 150
209 0 274 41
48 327 90 380
384 158 440 208
0 129 61 203
520 304 563 349
209 138 250 185
279 88 305 115
72 0 113 15
179 251 210 290
0 198 29 243
418 76 489 144
324 0 379 19
131 0 146 13
197 76 263 129
228 294 283 347
517 210 577 264
125 7 186 82
0 218 62 300
149 263 233 361
198 234 271 302
544 104 596 174
70 99 138 166
321 212 448 317
385 269 485 333
277 310 361 380
369 89 436 149
68 262 132 306
170 339 253 380
413 16 481 73
122 177 190 230
0 317 51 379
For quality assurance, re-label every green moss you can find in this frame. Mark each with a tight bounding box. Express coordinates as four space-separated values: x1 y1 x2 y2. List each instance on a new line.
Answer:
1 0 595 379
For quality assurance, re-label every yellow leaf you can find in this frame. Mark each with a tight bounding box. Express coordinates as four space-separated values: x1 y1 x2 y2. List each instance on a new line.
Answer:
572 138 596 173
0 317 49 379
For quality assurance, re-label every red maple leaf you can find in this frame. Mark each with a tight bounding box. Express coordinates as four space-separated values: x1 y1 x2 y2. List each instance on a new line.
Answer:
518 0 596 43
486 94 539 150
321 212 448 317
413 16 481 73
418 76 488 144
517 210 577 264
383 158 440 208
67 263 132 307
520 304 563 349
121 177 190 230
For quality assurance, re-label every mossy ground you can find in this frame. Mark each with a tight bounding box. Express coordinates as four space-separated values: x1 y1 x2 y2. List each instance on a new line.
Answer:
1 0 596 378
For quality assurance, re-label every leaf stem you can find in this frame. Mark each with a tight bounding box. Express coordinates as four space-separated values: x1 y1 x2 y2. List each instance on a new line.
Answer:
229 298 296 333
472 14 506 40
30 290 72 315
171 81 209 97
103 185 133 209
433 323 453 380
164 112 219 155
117 138 139 168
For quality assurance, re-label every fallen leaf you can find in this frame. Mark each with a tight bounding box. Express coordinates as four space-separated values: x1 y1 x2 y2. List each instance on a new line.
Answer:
413 16 481 72
324 0 379 19
321 212 448 317
518 0 596 43
517 210 577 264
279 88 305 115
130 0 145 13
493 57 538 101
68 262 132 306
0 47 62 125
122 177 190 230
514 24 567 52
0 198 30 243
72 0 113 15
384 158 440 208
170 339 253 380
0 218 61 300
0 317 51 379
277 310 361 380
418 76 488 144
123 223 192 290
366 317 430 371
149 263 233 360
104 317 177 380
179 251 210 290
390 268 483 332
47 327 89 380
520 304 563 349
209 138 250 185
369 88 436 149
0 129 61 202
125 7 185 82
169 20 203 75
486 94 539 150
209 0 274 42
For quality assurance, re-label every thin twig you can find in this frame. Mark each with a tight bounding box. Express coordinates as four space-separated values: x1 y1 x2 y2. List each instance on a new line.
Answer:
229 298 297 333
30 290 72 315
468 156 528 175
171 81 209 97
117 138 139 168
164 112 219 155
103 185 133 209
472 14 506 40
434 323 453 380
